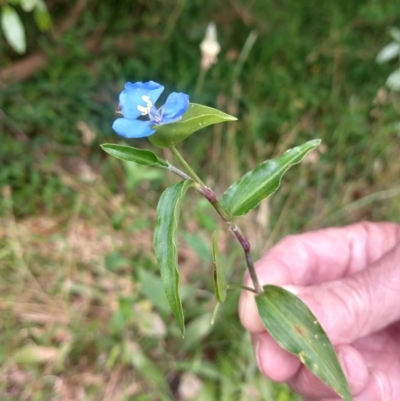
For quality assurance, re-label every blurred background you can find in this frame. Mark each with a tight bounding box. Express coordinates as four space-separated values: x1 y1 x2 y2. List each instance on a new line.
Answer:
1 0 400 400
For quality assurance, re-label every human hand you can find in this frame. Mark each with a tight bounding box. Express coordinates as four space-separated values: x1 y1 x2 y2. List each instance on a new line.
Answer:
239 222 400 401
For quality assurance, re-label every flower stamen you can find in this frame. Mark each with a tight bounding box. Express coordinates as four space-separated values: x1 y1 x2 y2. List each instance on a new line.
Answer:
112 80 189 138
149 106 163 124
137 95 153 115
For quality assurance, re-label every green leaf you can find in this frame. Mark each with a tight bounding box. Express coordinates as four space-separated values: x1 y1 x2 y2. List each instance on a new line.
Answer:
33 0 51 32
211 302 221 325
182 232 211 263
390 27 400 43
12 345 58 365
220 139 321 217
256 286 352 401
182 312 214 351
121 160 163 191
20 0 38 12
137 268 170 315
386 68 400 91
101 143 168 168
154 180 193 336
376 42 400 64
212 231 227 302
149 103 237 148
1 5 26 54
124 341 172 400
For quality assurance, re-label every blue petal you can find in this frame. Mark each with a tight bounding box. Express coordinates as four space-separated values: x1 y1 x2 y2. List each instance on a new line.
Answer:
119 81 164 119
161 92 189 123
112 118 155 138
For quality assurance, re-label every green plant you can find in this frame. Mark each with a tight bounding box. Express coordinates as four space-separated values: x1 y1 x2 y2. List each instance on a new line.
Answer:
1 0 51 54
102 80 352 401
376 27 400 91
2 2 399 399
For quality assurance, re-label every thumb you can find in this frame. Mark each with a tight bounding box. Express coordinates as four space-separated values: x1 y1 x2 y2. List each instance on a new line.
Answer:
285 243 400 344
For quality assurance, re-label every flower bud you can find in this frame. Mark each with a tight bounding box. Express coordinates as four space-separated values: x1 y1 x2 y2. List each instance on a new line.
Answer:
200 22 221 70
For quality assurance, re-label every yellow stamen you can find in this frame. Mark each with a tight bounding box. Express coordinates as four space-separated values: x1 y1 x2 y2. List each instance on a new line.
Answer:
137 105 148 115
137 95 153 115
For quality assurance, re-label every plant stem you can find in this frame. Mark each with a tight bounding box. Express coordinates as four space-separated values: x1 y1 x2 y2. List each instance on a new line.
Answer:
167 163 192 181
205 191 263 294
227 284 257 294
170 146 205 186
228 222 263 294
231 30 258 84
167 147 263 295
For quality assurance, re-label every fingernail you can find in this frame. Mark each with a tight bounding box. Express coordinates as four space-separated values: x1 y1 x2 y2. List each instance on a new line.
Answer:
371 369 391 401
338 350 350 378
254 336 262 372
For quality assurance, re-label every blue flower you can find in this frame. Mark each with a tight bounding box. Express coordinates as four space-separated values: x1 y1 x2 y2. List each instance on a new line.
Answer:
112 81 189 138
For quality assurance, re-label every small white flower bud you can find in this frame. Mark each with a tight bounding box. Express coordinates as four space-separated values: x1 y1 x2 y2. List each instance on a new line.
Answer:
200 22 221 70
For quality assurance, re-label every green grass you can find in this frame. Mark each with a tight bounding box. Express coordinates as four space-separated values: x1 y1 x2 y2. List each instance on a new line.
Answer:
1 0 400 399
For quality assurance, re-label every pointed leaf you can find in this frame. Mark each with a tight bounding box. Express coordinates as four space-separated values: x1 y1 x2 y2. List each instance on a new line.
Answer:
21 0 38 12
34 0 51 32
220 140 321 217
124 342 172 399
386 68 400 91
101 143 168 168
390 27 400 43
376 42 400 64
1 6 26 54
137 268 170 315
256 286 352 401
182 312 214 351
154 180 194 336
212 231 227 302
149 103 237 148
211 302 221 325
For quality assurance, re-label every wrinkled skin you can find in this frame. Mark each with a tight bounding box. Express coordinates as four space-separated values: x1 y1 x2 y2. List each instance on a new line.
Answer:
239 222 400 401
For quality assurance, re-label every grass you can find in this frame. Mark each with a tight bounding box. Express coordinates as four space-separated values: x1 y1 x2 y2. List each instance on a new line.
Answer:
1 0 400 399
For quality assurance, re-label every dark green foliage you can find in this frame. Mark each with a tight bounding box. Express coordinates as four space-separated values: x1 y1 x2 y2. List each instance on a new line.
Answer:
0 1 399 399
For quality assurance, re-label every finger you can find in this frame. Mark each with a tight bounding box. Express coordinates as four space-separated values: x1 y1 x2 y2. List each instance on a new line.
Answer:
315 324 400 401
253 331 301 382
352 323 400 397
284 243 400 344
353 370 392 401
255 221 400 287
314 370 392 401
289 344 368 399
240 222 400 334
306 369 395 401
